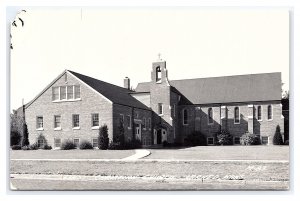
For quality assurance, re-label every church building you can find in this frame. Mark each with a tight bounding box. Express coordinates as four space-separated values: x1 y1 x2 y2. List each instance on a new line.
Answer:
23 59 284 148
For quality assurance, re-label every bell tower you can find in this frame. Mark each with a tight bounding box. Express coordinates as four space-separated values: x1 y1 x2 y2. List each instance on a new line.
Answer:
151 54 168 83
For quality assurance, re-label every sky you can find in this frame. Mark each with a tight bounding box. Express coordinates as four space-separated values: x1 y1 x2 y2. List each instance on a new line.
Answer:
10 7 289 110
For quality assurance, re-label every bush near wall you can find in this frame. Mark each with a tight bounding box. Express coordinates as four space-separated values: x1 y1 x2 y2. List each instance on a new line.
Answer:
240 131 261 145
61 140 76 150
108 139 142 150
79 140 93 149
11 145 22 150
216 130 233 145
184 131 207 146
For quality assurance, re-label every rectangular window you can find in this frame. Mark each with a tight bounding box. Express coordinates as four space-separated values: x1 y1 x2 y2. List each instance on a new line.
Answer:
92 138 98 148
257 105 262 121
148 118 151 130
36 116 43 129
261 136 269 145
173 104 176 117
234 107 240 124
234 137 241 145
183 109 188 125
158 103 163 115
54 115 61 128
73 138 80 148
67 85 74 99
52 87 59 101
92 113 99 127
74 85 80 99
126 115 132 129
37 139 45 148
120 114 124 124
143 117 146 130
134 112 139 119
207 137 214 145
73 114 80 128
54 138 61 148
267 105 273 120
208 108 213 124
60 86 66 100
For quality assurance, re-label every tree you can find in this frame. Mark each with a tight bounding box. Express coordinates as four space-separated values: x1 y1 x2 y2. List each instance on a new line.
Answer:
10 111 25 146
240 131 261 145
98 124 109 150
114 118 125 147
273 125 284 145
21 123 29 146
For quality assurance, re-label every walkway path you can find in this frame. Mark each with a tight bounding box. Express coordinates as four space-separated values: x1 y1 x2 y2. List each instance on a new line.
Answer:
122 149 151 160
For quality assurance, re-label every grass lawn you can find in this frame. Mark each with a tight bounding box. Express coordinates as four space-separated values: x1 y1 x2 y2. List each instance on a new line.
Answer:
145 145 289 160
10 149 135 159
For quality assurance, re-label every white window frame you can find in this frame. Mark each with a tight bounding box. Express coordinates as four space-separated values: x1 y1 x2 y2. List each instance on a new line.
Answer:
182 109 188 125
158 103 163 115
261 136 269 145
267 105 273 121
127 115 132 129
234 106 240 124
91 113 99 129
52 85 81 103
234 137 241 145
37 139 45 148
207 137 214 145
36 116 44 130
257 105 263 121
73 138 80 148
54 138 61 149
72 114 80 129
54 115 61 130
207 107 214 125
92 138 98 148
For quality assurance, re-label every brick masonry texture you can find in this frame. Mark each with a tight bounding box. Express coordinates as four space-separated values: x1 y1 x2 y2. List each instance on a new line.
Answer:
24 62 284 147
26 72 113 147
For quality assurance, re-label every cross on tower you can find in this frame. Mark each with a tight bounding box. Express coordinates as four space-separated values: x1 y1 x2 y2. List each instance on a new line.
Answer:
157 53 162 61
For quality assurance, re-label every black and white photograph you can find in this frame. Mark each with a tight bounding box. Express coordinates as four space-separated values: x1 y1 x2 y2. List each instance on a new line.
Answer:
8 7 290 191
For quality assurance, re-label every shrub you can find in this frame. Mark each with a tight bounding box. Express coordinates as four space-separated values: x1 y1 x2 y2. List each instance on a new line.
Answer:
29 142 39 150
216 130 233 145
42 144 52 150
162 140 168 147
273 125 284 145
240 131 261 145
79 140 93 149
98 125 109 150
184 131 206 146
21 145 30 150
284 140 289 145
11 145 21 150
61 140 76 150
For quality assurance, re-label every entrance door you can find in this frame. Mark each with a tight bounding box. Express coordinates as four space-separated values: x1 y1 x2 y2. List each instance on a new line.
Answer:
135 123 141 140
157 129 162 144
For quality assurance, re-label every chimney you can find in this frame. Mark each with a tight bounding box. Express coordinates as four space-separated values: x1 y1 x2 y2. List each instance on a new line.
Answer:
124 77 130 90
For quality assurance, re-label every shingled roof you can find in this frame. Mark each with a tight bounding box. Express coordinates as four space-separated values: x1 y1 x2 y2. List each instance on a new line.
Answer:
136 72 282 104
68 70 150 110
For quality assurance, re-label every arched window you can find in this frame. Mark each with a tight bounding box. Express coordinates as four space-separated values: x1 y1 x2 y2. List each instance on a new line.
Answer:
156 66 161 82
234 107 240 124
257 105 262 121
208 108 213 124
267 105 272 120
183 109 188 125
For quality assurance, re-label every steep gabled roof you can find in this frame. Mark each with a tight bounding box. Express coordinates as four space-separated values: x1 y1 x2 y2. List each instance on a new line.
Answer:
136 72 282 105
68 70 150 110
